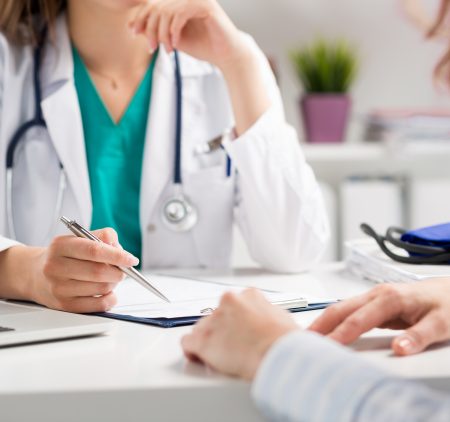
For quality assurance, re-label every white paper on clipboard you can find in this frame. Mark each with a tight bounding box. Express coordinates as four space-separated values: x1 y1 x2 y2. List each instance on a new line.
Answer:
109 274 310 319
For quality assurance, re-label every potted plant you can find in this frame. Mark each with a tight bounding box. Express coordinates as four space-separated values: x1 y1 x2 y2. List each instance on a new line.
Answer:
291 39 358 143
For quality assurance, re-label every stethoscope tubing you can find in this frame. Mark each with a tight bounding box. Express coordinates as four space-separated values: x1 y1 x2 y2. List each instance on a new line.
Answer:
384 226 447 255
6 119 46 169
5 38 61 241
6 37 48 168
361 223 450 265
173 50 183 186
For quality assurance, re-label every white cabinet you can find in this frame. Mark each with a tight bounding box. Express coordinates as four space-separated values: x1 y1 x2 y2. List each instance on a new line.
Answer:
304 142 450 260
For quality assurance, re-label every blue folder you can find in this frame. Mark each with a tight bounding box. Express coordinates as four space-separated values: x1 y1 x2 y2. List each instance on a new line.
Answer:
96 302 335 328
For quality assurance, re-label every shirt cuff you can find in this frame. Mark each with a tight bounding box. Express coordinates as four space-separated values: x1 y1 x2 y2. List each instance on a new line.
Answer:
252 330 391 422
0 237 21 254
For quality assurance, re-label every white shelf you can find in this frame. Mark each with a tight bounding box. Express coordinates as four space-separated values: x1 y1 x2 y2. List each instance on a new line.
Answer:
302 141 450 163
302 143 384 162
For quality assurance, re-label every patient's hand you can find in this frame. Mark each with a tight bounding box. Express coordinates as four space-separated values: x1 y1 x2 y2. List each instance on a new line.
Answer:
181 289 297 381
309 279 450 356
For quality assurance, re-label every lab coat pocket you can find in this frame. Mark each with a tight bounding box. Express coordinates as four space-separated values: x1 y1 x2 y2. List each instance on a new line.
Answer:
185 139 231 175
194 147 226 170
184 169 234 268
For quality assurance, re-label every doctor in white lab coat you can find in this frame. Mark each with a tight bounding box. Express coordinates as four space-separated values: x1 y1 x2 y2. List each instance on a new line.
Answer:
0 0 328 312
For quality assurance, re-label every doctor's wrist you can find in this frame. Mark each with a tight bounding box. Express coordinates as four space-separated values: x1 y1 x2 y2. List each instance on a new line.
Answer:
0 245 42 302
215 39 255 75
216 40 271 136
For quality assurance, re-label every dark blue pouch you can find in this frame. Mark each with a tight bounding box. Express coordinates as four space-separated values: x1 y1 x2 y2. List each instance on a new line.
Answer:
401 222 450 250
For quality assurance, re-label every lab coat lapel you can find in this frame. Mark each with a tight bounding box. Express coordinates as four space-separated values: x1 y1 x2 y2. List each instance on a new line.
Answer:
40 17 92 226
41 85 92 226
140 49 175 230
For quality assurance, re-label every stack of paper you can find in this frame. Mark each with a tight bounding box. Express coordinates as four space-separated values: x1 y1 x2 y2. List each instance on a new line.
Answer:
346 238 450 283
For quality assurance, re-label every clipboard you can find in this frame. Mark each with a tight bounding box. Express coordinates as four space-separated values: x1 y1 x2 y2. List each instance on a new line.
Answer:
95 301 336 328
93 274 337 328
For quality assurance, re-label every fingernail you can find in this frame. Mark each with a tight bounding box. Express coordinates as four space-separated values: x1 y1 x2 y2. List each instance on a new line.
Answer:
126 254 139 266
397 336 416 354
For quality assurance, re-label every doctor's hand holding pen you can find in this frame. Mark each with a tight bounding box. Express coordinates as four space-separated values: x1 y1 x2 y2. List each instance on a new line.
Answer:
129 0 271 135
0 228 138 313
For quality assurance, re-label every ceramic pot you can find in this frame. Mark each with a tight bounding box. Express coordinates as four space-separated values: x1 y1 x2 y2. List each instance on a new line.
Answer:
301 94 351 143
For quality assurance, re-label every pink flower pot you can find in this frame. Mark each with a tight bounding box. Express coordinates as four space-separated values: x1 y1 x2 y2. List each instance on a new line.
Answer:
301 94 351 143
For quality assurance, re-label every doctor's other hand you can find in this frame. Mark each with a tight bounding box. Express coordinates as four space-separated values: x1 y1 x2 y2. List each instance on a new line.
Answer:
129 0 250 71
181 289 298 380
29 228 138 313
309 279 450 356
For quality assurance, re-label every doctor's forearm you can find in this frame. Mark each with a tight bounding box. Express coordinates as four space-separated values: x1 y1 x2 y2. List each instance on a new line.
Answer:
219 46 271 136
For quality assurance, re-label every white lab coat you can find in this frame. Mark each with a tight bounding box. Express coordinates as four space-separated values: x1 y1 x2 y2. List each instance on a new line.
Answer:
0 16 328 272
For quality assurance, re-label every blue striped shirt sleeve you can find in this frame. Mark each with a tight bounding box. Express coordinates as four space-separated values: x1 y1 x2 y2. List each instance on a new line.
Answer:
251 330 450 422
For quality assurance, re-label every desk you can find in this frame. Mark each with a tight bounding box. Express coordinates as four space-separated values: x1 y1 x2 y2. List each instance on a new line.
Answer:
1 264 449 422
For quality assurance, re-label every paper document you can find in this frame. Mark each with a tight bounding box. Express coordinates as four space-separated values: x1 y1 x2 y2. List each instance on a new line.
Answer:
110 274 309 319
346 238 450 283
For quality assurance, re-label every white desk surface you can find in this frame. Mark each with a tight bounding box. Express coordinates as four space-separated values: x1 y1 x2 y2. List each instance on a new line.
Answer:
1 264 449 422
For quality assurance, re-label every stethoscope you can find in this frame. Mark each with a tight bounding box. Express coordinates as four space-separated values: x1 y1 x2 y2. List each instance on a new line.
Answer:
6 42 67 241
361 223 450 264
160 50 198 232
6 40 228 240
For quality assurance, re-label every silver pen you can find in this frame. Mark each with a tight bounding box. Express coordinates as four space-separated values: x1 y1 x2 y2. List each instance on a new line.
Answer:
60 216 170 303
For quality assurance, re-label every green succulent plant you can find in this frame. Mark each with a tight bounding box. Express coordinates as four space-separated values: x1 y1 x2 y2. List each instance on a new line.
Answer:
291 39 358 93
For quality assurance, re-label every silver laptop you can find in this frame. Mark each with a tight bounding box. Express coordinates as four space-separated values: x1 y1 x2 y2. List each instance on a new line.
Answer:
0 300 111 347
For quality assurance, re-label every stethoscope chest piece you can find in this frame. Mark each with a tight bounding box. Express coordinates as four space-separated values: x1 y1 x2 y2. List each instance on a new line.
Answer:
161 194 198 232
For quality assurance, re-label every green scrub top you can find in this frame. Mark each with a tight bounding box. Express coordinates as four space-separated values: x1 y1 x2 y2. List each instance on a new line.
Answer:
73 47 157 262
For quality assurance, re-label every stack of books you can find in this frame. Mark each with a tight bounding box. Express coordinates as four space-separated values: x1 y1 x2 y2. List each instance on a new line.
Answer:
345 238 450 283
